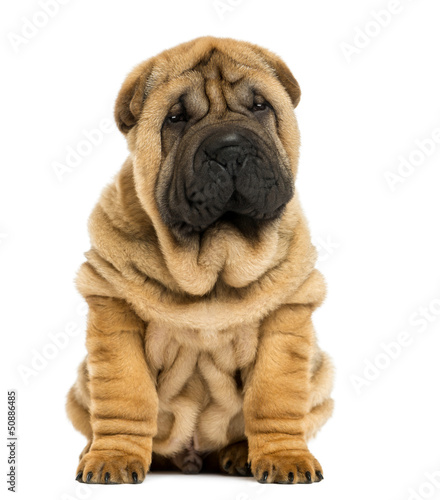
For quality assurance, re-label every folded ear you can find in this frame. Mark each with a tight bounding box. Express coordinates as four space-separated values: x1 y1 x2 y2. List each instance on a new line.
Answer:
253 46 301 108
269 56 301 108
114 59 155 134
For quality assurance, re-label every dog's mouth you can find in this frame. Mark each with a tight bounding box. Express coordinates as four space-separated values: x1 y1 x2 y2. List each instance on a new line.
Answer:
160 126 293 239
169 209 285 240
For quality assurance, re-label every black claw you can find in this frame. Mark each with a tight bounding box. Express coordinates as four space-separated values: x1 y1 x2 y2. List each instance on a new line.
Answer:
86 472 93 483
75 471 83 482
305 471 312 482
240 462 252 476
224 460 232 471
132 472 138 484
288 471 294 483
316 471 324 481
104 472 110 484
261 470 269 482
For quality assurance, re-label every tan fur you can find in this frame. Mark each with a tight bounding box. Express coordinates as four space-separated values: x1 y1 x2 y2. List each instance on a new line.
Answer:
66 36 334 485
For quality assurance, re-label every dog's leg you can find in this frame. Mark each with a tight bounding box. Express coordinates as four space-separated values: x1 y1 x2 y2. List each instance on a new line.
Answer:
66 359 92 448
75 296 158 484
243 304 326 484
218 440 252 476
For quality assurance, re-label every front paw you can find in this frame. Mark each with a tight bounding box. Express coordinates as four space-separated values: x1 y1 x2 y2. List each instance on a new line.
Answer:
250 450 323 484
76 449 149 484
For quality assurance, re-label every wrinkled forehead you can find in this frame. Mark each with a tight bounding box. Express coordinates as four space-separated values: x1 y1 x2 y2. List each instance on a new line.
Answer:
142 46 283 120
145 45 273 94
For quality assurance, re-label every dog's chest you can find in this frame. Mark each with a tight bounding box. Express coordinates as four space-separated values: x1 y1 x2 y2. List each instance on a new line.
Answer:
144 320 260 455
144 320 260 370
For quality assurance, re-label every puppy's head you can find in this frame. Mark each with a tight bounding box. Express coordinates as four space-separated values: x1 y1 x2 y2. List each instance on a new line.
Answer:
115 37 301 241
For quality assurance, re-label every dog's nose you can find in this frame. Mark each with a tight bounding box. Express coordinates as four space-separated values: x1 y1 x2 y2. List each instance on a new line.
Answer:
200 131 253 173
202 131 244 153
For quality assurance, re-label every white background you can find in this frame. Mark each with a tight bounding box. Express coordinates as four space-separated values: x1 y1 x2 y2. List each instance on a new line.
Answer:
2 1 440 499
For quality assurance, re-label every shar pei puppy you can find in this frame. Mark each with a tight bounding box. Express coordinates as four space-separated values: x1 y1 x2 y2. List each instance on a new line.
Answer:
66 36 334 485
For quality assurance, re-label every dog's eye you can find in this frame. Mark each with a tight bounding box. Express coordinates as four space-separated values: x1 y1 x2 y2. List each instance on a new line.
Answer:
167 113 187 124
252 102 268 112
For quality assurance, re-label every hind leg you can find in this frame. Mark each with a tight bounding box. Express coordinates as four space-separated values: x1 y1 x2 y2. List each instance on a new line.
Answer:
149 453 180 472
79 441 92 460
66 358 93 460
304 351 334 441
218 440 252 476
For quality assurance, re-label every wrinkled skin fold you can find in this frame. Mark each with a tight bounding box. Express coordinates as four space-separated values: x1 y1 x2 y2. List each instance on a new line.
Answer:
66 36 334 485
